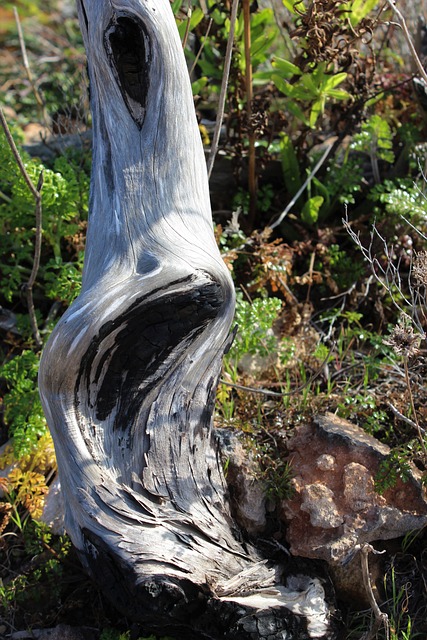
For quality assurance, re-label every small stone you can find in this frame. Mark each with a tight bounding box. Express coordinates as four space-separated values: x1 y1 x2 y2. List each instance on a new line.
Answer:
217 429 267 534
316 454 336 471
343 462 378 511
301 483 342 529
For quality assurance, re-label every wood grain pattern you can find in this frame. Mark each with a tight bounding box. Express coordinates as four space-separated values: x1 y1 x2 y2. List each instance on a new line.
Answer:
38 1 333 637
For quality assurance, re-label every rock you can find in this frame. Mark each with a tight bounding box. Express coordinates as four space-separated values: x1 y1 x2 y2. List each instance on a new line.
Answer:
237 329 279 377
217 429 268 535
0 306 19 333
40 475 65 535
281 413 427 564
300 483 342 529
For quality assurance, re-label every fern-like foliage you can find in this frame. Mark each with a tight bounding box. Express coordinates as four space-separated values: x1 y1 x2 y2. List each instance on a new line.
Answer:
0 432 57 521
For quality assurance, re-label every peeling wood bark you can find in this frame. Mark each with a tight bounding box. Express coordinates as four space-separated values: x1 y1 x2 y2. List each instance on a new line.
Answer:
38 1 334 638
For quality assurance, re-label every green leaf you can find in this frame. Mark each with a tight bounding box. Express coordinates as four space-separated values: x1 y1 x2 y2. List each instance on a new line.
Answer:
282 0 304 13
280 134 302 197
251 33 278 67
300 73 318 94
177 7 204 38
309 98 324 128
272 57 302 78
191 76 208 95
312 177 330 210
271 73 291 95
286 101 310 127
346 0 379 26
171 0 183 16
253 70 276 85
301 195 324 225
350 115 395 163
323 72 348 90
327 88 351 100
365 91 385 108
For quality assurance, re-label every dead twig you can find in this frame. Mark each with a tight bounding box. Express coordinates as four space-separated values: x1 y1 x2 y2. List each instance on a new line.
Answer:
384 0 427 86
13 7 48 124
243 0 257 227
0 107 43 349
270 144 333 230
343 213 426 335
387 401 425 433
360 544 389 640
207 0 239 179
403 355 427 455
181 1 192 49
189 18 213 77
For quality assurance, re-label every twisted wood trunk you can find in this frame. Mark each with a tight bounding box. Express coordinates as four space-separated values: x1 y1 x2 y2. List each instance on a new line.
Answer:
39 1 333 637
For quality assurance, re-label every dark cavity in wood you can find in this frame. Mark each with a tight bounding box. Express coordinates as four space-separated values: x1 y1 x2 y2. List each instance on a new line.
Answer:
75 275 223 432
105 15 151 128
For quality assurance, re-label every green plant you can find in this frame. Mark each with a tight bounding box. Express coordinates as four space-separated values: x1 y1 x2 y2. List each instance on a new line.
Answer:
369 177 427 220
217 292 283 422
263 457 295 501
0 127 88 307
374 447 413 494
0 520 71 618
385 565 417 640
232 184 275 216
0 351 47 457
351 114 395 183
0 4 86 124
227 292 282 364
269 60 351 129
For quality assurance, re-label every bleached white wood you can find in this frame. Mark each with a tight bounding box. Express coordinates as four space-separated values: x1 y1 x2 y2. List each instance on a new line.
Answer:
38 1 332 637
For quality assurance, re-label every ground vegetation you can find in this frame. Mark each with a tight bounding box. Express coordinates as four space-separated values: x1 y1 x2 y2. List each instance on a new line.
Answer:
1 0 427 638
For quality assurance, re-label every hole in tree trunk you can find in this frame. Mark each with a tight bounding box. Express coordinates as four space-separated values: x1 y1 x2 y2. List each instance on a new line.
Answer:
105 15 151 128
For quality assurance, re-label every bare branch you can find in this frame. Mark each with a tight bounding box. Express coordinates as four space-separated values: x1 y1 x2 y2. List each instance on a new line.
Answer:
384 0 427 86
270 144 333 230
13 7 48 124
207 0 239 179
387 401 425 433
189 18 213 77
359 544 389 640
343 213 427 335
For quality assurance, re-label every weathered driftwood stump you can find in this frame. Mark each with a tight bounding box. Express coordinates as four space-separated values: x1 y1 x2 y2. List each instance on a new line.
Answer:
39 1 333 638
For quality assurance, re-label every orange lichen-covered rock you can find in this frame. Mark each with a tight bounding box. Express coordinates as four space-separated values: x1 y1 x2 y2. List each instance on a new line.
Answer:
281 413 427 564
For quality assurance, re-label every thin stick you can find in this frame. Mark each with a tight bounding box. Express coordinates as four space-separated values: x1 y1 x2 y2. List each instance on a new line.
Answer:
189 18 213 77
13 7 47 122
270 144 333 230
243 0 257 227
387 401 423 432
182 2 192 49
404 356 427 455
207 0 239 179
359 544 389 640
384 0 427 85
0 107 43 349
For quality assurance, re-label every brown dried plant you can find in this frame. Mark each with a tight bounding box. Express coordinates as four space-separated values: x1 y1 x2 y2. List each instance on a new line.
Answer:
291 0 376 72
344 216 427 456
